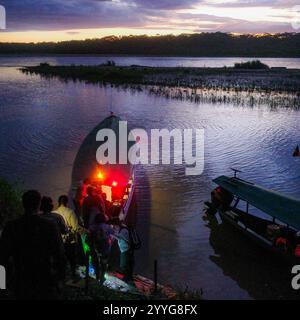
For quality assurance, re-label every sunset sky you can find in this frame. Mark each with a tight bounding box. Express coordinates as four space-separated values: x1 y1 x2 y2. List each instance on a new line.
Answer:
0 0 299 42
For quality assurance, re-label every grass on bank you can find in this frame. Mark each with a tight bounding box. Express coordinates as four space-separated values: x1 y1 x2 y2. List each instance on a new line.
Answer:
20 61 300 108
234 60 270 69
61 280 203 300
0 177 22 229
21 60 300 93
22 59 277 86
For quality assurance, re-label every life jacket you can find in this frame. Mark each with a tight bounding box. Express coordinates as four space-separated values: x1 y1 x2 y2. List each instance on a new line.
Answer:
119 225 141 251
275 237 287 247
294 245 300 258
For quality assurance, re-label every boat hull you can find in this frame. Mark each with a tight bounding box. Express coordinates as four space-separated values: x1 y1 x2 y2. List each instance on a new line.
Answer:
218 209 300 265
71 114 136 220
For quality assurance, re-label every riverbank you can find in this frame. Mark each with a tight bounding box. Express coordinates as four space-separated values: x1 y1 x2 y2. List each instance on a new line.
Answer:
21 63 300 108
0 177 201 300
22 63 300 92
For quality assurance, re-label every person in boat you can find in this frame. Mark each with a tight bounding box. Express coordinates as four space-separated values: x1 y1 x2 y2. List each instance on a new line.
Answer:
81 186 106 228
273 226 299 253
74 178 91 216
0 190 65 300
102 192 111 215
40 196 67 235
210 187 234 211
54 195 84 279
89 213 114 283
111 219 134 282
108 204 123 222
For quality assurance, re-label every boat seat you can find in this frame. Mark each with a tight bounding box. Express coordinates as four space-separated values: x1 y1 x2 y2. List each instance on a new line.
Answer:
226 210 239 221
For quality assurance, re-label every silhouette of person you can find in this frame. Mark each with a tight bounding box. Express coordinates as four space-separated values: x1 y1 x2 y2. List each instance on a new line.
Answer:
0 190 65 300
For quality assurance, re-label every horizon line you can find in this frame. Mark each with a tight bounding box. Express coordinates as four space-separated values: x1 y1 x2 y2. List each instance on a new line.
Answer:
0 31 299 44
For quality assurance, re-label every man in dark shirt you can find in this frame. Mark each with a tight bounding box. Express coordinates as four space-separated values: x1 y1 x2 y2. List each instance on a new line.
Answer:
81 186 105 228
40 196 67 236
0 190 66 300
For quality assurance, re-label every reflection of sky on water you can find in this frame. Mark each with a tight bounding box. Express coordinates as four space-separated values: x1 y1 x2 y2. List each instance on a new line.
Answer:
1 56 300 69
0 64 300 299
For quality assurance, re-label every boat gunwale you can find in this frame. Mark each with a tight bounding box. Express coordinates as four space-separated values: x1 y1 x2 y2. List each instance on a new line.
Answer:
213 175 300 231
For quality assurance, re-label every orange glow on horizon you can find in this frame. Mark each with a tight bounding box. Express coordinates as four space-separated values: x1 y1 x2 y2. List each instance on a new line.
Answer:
0 27 190 43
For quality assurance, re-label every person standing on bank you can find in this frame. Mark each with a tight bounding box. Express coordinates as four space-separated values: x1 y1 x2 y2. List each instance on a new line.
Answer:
40 196 67 236
0 190 65 300
54 195 84 279
89 213 114 283
112 219 134 282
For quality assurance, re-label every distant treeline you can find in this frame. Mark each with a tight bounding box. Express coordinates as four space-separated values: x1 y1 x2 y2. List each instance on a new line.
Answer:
1 33 300 57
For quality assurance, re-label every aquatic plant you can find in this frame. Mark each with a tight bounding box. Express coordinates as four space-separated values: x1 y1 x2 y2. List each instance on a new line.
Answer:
234 60 269 70
20 64 300 109
0 177 22 229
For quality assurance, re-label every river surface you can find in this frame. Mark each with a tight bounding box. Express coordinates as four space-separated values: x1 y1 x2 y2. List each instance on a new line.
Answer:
0 56 300 299
1 55 300 69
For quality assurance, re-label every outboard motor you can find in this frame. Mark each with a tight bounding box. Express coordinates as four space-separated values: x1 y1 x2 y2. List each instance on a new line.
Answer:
211 187 234 211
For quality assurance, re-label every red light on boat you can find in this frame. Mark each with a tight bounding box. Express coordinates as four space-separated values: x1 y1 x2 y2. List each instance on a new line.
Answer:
97 171 104 179
112 181 118 187
275 237 287 247
216 187 222 193
295 245 300 257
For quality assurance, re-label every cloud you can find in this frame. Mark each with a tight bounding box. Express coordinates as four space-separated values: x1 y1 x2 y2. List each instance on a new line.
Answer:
216 19 295 33
0 0 297 34
65 31 80 35
131 0 199 10
203 0 300 8
160 11 296 33
1 0 146 31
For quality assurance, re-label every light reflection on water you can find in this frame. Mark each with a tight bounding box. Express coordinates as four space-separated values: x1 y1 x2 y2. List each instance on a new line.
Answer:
0 66 300 299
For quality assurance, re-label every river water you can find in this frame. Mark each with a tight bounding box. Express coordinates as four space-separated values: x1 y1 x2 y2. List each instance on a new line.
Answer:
1 55 300 68
0 56 300 299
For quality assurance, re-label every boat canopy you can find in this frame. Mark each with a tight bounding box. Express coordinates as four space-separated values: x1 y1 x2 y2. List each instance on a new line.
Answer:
213 175 300 230
71 114 133 187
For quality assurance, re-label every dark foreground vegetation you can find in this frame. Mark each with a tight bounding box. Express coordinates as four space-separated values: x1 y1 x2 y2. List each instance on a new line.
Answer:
2 33 300 57
0 177 22 229
234 60 269 70
0 177 202 300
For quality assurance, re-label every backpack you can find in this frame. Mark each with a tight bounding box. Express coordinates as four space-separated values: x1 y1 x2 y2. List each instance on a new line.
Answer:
119 225 142 251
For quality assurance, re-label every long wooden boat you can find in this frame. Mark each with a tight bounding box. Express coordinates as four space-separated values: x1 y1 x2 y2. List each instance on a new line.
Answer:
68 114 180 297
71 113 136 221
206 174 300 264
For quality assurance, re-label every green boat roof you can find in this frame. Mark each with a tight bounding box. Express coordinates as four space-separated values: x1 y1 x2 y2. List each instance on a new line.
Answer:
213 175 300 230
71 114 133 185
